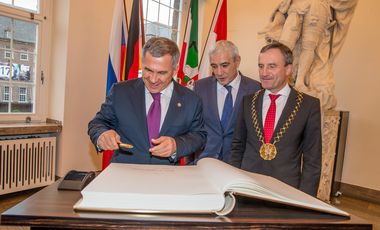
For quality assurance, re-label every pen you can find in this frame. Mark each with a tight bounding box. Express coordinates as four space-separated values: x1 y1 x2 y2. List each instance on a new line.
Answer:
118 143 134 149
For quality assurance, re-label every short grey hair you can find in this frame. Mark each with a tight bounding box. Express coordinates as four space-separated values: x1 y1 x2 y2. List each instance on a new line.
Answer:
209 40 240 61
260 42 293 66
142 37 180 68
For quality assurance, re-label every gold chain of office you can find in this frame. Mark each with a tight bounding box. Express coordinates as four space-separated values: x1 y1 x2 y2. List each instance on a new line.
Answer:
250 89 304 160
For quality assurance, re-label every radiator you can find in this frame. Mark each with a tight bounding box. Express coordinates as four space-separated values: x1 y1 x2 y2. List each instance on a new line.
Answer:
0 136 56 195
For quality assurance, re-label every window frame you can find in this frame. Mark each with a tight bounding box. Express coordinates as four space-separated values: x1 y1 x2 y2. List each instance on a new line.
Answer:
4 49 13 59
20 51 28 61
143 0 183 43
0 0 52 121
3 85 9 102
18 86 26 102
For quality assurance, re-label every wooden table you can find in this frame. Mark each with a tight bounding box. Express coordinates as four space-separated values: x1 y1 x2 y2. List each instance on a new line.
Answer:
1 180 372 229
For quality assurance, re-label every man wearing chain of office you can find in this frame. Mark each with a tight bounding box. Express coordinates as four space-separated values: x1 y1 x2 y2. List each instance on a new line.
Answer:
230 42 321 196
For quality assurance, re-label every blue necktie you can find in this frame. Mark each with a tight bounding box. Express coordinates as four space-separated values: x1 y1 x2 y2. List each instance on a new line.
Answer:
220 85 233 132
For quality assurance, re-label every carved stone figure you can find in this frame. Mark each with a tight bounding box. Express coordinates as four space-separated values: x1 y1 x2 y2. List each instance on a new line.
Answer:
260 0 358 110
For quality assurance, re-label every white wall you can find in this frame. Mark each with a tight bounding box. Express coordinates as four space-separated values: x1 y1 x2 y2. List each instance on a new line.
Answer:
50 0 380 191
49 0 70 176
50 0 114 175
334 1 380 191
49 0 68 123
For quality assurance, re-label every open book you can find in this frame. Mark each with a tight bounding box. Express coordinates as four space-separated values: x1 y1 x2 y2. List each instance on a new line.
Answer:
74 158 349 216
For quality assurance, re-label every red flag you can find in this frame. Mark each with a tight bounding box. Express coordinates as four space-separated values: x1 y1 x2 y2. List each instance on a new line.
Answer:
125 0 142 80
199 0 227 78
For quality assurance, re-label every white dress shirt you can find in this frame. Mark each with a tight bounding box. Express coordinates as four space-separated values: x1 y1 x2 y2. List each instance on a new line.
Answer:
145 81 174 130
217 74 241 119
262 84 291 128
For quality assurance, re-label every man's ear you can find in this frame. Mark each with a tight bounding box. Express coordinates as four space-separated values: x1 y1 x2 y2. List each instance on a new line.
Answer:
173 64 179 77
235 55 241 67
286 64 293 76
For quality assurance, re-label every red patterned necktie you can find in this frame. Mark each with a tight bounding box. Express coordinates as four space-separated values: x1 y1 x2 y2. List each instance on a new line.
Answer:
147 93 161 146
264 94 280 143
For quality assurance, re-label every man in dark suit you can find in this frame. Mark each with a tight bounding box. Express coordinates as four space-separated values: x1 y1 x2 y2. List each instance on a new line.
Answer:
88 37 206 165
230 42 321 196
194 40 261 162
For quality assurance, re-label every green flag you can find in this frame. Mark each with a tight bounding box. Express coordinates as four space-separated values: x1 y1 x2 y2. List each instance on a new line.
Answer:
178 0 198 87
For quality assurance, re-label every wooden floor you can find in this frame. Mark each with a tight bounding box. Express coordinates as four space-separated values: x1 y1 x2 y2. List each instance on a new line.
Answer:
332 196 380 230
0 188 379 230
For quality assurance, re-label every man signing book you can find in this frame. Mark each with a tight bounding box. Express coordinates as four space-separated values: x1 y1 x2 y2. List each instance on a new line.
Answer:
88 37 206 165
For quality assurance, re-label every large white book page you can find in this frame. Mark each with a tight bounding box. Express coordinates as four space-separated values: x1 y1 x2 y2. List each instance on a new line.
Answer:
197 158 288 201
74 158 349 217
198 158 348 217
75 162 225 213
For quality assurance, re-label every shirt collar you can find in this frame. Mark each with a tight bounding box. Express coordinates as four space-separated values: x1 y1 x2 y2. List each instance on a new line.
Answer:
216 72 241 91
264 84 291 97
145 81 174 97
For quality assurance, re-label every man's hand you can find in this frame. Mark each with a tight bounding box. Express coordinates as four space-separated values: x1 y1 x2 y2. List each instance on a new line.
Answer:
97 130 121 151
149 136 176 158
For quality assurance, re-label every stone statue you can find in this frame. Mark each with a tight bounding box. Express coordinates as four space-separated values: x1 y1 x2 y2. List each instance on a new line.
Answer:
259 0 358 110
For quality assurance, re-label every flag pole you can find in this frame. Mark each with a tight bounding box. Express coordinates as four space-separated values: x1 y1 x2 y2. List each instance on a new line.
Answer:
123 0 129 31
139 0 145 45
180 0 192 51
177 0 192 85
198 0 222 69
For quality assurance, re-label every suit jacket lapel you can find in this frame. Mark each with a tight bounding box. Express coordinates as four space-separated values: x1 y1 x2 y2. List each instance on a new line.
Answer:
272 88 297 140
131 79 150 146
209 78 223 132
160 81 184 135
257 90 265 132
222 79 241 134
235 77 246 109
230 76 249 129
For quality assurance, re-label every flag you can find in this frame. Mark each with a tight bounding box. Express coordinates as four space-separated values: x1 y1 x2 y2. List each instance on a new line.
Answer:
125 0 142 79
103 0 128 170
177 0 198 87
103 0 144 169
198 0 227 78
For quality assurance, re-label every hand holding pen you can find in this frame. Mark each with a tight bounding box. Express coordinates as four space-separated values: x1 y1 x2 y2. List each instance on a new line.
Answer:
97 130 133 150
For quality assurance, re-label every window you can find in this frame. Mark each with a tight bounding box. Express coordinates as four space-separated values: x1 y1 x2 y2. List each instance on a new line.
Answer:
4 48 13 59
143 0 183 43
0 0 39 12
4 50 11 59
3 85 9 101
4 29 10 38
18 86 26 102
0 0 51 120
0 15 36 112
20 51 28 61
